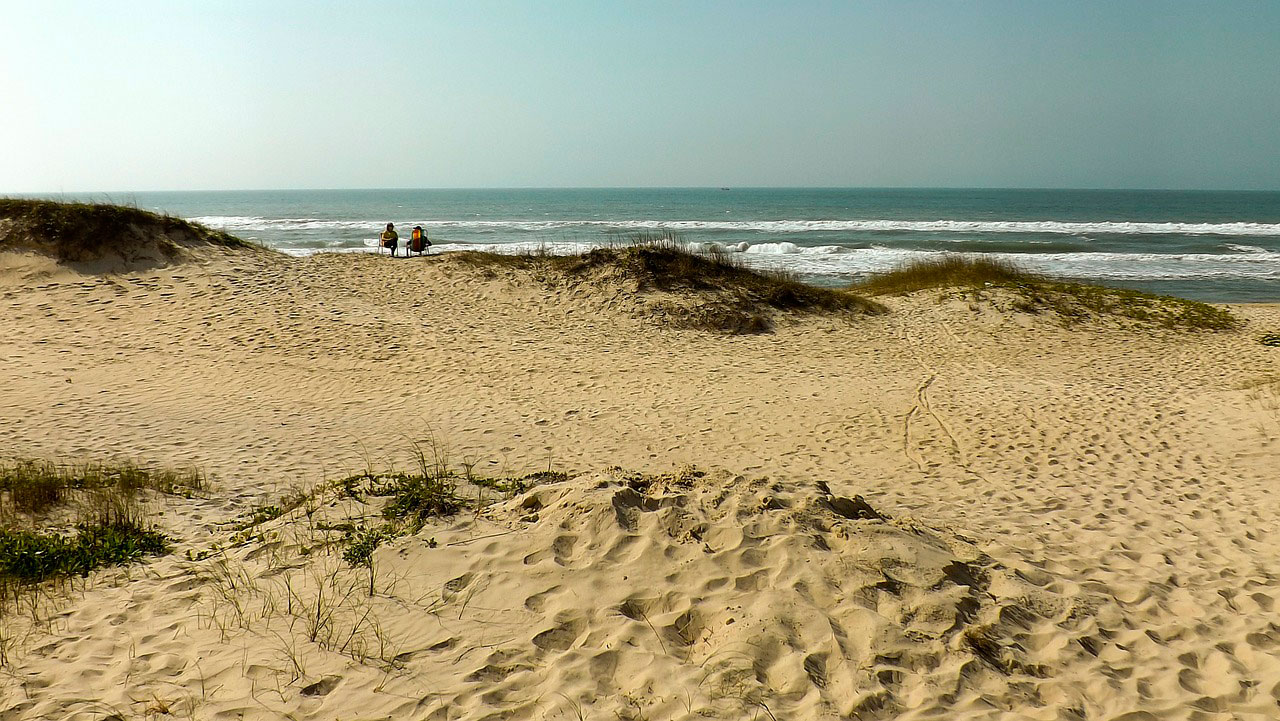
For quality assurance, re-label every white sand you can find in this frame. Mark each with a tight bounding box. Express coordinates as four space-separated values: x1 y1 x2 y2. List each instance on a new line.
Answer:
1 248 1279 720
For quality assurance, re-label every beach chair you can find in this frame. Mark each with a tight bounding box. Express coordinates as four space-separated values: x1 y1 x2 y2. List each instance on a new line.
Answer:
410 228 431 256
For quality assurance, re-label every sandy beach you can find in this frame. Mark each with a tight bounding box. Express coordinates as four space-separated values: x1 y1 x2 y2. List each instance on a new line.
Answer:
2 238 1280 720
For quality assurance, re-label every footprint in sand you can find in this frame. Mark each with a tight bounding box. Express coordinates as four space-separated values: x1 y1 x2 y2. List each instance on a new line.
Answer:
531 613 586 652
524 585 561 612
552 534 578 565
300 676 342 697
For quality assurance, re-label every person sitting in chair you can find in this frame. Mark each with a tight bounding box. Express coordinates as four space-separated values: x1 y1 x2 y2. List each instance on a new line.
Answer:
410 226 431 255
380 223 399 257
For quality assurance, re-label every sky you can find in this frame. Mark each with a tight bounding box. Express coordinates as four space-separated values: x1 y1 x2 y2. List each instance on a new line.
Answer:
1 0 1278 192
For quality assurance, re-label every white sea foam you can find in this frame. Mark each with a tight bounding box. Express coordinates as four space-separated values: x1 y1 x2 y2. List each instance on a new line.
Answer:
1223 243 1272 253
189 216 1280 237
189 216 380 231
386 241 1280 282
197 213 1280 283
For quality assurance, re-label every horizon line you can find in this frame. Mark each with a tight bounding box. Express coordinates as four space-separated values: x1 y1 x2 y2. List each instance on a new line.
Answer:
6 185 1280 195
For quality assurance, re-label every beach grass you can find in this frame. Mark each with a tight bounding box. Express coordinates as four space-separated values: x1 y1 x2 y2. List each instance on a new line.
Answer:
316 437 565 569
0 459 206 521
851 255 1238 331
851 255 1034 295
329 471 463 567
0 197 252 260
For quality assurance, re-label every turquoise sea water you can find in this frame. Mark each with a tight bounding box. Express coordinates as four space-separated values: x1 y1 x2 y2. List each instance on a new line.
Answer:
53 188 1280 301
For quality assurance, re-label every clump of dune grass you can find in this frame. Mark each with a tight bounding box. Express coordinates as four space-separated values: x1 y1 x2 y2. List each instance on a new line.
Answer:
329 471 462 567
326 435 567 568
0 459 205 521
1008 281 1238 330
851 255 1238 331
852 255 1034 295
451 234 886 334
0 197 253 262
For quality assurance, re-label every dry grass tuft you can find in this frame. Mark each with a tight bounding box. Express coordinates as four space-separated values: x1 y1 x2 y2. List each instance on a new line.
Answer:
0 459 205 522
852 255 1034 295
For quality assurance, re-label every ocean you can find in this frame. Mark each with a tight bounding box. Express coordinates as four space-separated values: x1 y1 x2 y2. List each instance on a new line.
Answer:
72 188 1280 302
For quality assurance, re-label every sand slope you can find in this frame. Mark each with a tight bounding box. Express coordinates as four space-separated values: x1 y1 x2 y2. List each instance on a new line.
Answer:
2 250 1280 719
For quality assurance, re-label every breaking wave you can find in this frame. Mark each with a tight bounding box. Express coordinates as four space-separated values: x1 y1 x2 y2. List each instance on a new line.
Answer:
192 216 1280 237
285 240 1280 282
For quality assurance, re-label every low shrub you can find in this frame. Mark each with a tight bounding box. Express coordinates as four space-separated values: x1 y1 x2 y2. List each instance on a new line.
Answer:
380 475 463 523
330 472 462 567
341 525 395 568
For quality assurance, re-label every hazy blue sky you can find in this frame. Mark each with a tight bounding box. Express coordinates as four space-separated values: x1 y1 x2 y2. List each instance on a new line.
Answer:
2 1 1278 191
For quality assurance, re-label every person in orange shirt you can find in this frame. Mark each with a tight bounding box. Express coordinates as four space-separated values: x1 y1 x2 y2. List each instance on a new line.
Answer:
410 226 431 255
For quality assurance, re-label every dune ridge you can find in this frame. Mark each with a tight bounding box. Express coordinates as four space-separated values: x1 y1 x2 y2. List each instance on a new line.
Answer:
0 199 266 275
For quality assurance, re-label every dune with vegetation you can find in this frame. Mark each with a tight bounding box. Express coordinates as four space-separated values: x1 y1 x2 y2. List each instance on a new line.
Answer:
2 201 1280 720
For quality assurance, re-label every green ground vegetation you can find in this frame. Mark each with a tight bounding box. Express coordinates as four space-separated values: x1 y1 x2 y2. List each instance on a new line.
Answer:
0 520 168 584
330 471 464 567
323 463 567 568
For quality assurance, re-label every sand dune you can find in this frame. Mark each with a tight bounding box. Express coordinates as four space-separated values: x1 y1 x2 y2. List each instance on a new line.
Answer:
2 246 1279 720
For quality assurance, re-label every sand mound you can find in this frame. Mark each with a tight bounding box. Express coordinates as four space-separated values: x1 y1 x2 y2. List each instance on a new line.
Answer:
374 468 1099 720
0 467 1103 720
0 199 264 275
851 255 1236 331
448 245 885 334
